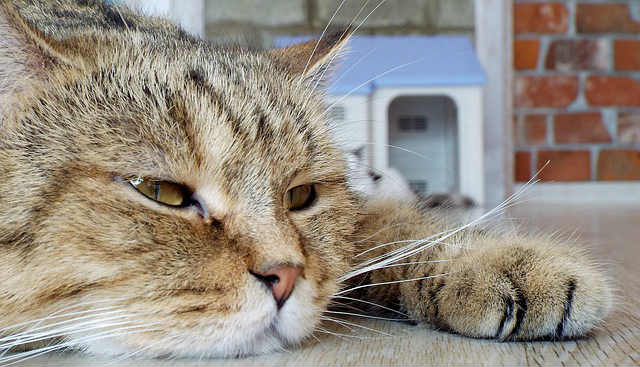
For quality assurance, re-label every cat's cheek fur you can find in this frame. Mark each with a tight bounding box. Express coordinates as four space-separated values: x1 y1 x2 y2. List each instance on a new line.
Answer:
81 279 320 358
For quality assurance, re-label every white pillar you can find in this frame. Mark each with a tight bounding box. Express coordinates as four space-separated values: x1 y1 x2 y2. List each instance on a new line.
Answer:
475 0 514 207
122 0 205 37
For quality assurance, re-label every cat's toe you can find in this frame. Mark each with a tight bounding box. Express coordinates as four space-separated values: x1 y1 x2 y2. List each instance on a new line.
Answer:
431 245 613 342
495 282 527 341
506 270 612 341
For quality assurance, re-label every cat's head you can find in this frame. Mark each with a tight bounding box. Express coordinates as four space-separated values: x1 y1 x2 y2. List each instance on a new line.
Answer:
0 1 358 357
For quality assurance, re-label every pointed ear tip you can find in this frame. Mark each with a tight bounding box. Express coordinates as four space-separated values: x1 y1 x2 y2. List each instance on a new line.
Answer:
325 26 354 47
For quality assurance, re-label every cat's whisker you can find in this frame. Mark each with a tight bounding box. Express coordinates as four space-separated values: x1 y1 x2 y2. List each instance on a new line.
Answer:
302 0 390 109
319 316 355 332
328 47 378 90
330 295 409 317
335 138 459 175
0 316 140 352
308 331 322 343
336 273 450 296
0 309 129 343
370 259 452 271
301 0 372 106
350 228 456 271
0 297 130 336
325 57 424 114
313 326 363 340
352 235 453 278
357 142 432 162
0 324 162 366
298 0 348 86
353 239 418 258
325 310 410 322
308 0 371 93
327 300 370 316
342 175 542 282
351 223 411 244
0 322 148 361
321 316 394 337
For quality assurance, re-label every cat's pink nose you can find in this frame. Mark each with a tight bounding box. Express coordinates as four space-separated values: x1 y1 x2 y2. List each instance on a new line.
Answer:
251 266 301 309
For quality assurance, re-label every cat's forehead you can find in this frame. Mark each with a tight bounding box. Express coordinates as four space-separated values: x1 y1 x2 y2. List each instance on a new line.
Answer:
115 47 342 189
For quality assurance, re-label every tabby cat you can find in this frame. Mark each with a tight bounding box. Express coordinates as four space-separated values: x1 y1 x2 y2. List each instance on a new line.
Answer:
0 0 612 361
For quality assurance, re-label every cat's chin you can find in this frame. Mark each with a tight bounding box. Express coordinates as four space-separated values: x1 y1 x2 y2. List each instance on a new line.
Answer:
79 280 321 359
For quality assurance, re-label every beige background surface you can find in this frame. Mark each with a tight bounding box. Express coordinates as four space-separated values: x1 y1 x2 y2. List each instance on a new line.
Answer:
22 203 640 366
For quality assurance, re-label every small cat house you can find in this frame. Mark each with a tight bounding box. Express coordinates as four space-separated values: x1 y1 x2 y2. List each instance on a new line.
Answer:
277 36 487 205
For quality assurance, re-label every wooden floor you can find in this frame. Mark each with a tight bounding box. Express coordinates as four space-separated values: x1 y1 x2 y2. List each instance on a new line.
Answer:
25 203 640 366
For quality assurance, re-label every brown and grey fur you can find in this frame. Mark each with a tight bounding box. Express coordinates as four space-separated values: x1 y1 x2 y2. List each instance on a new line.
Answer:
0 0 612 360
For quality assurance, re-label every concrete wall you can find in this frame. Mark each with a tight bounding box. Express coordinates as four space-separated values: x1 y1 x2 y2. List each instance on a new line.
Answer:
204 0 474 48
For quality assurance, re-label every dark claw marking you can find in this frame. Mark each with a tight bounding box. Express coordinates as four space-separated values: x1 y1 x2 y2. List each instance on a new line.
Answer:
496 296 514 339
554 279 577 340
497 274 528 340
429 280 446 320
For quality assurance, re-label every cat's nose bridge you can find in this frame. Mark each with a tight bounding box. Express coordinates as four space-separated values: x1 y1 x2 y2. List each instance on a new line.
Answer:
239 217 306 268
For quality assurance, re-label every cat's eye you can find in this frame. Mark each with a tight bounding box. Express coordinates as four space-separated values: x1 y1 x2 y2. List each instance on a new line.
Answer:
286 184 316 211
130 178 191 207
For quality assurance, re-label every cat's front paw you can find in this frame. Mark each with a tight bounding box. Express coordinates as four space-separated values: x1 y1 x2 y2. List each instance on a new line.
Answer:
422 245 613 341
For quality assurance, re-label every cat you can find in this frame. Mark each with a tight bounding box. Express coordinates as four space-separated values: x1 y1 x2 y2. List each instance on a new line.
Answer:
344 146 475 208
0 0 613 362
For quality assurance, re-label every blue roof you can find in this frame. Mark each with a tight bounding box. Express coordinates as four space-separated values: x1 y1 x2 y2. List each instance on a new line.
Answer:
275 36 487 95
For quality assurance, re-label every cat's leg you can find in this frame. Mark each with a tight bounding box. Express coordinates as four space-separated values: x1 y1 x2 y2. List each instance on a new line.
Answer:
350 200 613 341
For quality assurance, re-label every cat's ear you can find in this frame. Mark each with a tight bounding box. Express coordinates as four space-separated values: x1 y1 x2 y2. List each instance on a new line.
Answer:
270 28 353 87
0 3 90 91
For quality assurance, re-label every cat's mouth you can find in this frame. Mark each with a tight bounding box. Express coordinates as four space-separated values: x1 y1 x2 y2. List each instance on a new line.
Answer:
255 278 319 351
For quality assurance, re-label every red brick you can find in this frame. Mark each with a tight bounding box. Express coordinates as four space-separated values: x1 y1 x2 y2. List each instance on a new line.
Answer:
577 4 640 34
597 150 640 181
545 39 608 71
514 39 540 70
615 39 640 71
515 151 532 182
515 75 579 108
515 3 569 34
537 150 591 182
619 111 640 144
585 76 640 107
554 112 611 144
515 114 547 146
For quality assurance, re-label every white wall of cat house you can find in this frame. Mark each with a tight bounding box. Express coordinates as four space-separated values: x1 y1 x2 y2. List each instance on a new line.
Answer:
323 36 487 206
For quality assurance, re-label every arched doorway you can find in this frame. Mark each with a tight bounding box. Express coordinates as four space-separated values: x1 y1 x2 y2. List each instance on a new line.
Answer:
387 96 458 195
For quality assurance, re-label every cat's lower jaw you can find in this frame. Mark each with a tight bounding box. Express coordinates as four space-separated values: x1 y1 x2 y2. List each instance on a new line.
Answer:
80 281 320 359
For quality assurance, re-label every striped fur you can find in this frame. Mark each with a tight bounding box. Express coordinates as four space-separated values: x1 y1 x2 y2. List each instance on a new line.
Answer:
0 0 613 360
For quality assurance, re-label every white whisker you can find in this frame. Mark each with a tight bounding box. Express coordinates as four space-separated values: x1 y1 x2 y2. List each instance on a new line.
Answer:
321 316 393 337
340 175 542 282
314 327 364 340
325 57 423 113
330 295 408 317
0 324 161 366
0 316 139 352
309 0 371 92
0 309 128 343
325 310 409 322
371 259 451 271
354 239 417 258
0 297 129 335
336 273 449 296
298 0 348 85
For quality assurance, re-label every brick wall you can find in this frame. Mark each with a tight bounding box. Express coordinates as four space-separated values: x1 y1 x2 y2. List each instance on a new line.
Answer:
514 1 640 182
204 0 474 48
